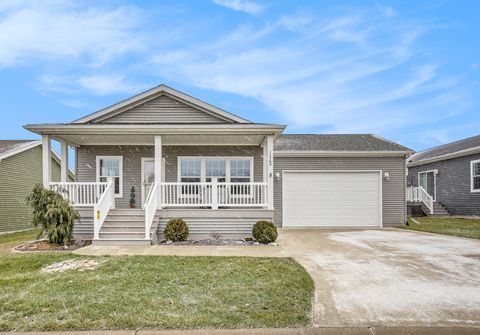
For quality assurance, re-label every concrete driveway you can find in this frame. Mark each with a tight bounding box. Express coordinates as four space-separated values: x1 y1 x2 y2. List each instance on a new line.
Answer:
278 228 480 327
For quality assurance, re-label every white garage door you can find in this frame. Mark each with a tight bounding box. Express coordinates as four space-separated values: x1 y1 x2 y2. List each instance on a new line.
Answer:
283 171 382 227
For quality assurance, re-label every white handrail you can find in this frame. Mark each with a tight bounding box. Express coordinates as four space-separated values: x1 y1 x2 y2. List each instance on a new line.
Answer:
93 178 115 239
160 181 268 208
50 182 108 206
143 182 158 240
406 186 433 214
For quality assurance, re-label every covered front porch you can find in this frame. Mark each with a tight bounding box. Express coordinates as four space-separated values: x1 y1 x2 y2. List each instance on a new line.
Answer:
35 125 281 243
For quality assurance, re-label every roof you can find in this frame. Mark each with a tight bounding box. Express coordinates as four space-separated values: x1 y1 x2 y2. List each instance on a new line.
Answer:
73 84 252 124
274 134 413 155
407 134 480 167
0 140 40 160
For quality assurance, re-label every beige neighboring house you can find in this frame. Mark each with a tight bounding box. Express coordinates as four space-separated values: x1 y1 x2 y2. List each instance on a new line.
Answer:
0 140 74 233
24 84 413 245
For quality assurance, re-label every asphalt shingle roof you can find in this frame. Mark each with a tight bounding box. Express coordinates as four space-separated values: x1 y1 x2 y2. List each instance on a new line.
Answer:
0 140 37 156
274 134 412 152
407 134 480 164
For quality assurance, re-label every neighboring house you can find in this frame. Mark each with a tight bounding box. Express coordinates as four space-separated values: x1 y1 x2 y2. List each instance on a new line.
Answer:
24 84 413 245
406 135 480 217
0 140 74 233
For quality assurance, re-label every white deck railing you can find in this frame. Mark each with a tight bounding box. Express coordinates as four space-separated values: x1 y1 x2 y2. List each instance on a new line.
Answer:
50 182 108 207
143 182 159 240
406 186 433 214
93 178 115 239
160 181 268 208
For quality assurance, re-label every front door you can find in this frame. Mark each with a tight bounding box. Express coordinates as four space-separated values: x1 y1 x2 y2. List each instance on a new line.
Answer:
419 171 436 201
141 158 165 206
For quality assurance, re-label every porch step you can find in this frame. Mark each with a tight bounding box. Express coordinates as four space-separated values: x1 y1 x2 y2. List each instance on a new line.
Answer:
100 226 147 233
421 202 451 217
92 238 151 246
99 231 146 239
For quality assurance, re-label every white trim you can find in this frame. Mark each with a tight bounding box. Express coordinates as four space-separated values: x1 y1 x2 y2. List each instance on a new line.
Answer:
407 146 480 167
418 169 438 201
281 170 383 228
470 159 480 193
274 150 412 157
72 84 252 124
141 157 165 205
96 155 123 198
177 156 254 183
0 141 41 161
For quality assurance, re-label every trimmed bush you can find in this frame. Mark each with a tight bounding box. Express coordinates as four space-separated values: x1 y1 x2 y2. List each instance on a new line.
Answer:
164 218 189 242
252 220 278 244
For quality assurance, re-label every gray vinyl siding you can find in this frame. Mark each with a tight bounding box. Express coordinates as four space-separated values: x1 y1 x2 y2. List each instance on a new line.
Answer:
96 95 231 124
0 146 65 233
407 153 480 215
76 145 264 208
273 156 407 227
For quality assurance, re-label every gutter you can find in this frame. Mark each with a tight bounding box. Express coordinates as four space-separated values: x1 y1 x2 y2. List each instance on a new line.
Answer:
407 146 480 167
274 150 413 158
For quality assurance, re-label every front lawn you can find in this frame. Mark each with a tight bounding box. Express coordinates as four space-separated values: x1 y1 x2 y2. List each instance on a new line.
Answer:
0 232 314 331
0 229 41 254
402 217 480 240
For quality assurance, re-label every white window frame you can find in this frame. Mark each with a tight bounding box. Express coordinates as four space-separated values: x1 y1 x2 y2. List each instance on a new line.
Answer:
471 159 480 193
177 156 254 183
418 169 437 201
96 155 123 198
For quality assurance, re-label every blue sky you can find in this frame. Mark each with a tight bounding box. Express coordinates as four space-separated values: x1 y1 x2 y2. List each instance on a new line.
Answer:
1 0 479 156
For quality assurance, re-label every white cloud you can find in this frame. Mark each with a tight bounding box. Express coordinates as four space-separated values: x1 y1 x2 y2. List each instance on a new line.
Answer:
0 1 145 67
78 75 144 95
212 0 263 15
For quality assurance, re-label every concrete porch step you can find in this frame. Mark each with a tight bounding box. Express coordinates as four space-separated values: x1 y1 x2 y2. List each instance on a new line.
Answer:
92 238 151 246
100 226 147 233
99 231 146 239
102 220 146 227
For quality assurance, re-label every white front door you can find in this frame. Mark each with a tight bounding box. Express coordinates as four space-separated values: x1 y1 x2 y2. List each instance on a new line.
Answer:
141 158 165 206
418 171 436 201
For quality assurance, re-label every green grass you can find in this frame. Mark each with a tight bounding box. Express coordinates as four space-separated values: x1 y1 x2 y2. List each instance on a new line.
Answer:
0 229 41 254
0 232 314 331
401 217 480 240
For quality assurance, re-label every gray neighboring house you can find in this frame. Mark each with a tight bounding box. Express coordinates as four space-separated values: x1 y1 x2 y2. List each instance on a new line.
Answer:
0 140 74 233
24 84 412 245
407 135 480 216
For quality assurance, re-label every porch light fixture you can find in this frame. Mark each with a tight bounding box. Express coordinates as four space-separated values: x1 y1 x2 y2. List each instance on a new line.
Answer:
384 172 390 181
275 172 281 180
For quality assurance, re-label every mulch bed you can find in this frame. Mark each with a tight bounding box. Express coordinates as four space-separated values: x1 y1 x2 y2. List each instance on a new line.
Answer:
14 239 91 252
159 239 278 246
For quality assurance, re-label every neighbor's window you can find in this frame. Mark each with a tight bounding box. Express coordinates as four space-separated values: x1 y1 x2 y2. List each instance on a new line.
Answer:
471 159 480 192
97 156 122 196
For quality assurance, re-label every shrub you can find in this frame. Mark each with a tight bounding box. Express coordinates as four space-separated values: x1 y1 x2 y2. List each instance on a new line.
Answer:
252 220 278 244
164 218 189 242
26 184 79 245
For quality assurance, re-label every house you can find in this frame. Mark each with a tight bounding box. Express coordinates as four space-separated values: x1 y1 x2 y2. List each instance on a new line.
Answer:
0 140 74 233
24 85 413 245
406 135 480 217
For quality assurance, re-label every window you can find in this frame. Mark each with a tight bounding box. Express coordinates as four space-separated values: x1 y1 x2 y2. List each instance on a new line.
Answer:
180 159 201 183
96 156 122 197
178 157 253 183
206 160 226 182
230 159 251 183
471 160 480 192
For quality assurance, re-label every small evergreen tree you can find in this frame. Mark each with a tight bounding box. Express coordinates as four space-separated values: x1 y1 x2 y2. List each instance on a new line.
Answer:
26 184 79 245
129 186 136 208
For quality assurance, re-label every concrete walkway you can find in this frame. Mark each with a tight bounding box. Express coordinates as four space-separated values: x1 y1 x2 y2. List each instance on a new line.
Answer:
74 228 480 328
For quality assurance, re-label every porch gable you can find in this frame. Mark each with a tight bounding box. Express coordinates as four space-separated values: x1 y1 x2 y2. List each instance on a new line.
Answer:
73 84 251 125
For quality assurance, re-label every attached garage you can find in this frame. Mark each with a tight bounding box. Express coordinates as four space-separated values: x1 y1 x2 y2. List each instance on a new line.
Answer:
282 170 382 227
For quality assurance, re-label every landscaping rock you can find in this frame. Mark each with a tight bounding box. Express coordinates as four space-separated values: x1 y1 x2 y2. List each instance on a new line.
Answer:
41 259 104 273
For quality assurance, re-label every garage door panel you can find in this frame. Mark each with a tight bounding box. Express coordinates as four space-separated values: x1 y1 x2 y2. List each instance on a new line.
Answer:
283 171 381 227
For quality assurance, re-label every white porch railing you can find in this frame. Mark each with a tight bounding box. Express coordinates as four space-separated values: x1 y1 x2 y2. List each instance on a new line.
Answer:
160 181 268 208
406 186 433 214
49 182 108 206
143 182 159 240
93 178 116 239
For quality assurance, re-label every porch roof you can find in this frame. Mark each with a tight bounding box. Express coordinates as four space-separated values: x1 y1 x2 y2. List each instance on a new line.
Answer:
23 123 286 146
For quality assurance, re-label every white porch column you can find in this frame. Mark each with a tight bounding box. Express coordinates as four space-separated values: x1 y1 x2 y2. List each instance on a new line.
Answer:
263 135 274 210
42 135 51 187
60 141 68 182
154 135 162 207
